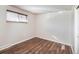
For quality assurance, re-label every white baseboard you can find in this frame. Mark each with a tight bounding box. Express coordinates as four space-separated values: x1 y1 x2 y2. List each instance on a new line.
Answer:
0 36 74 53
0 36 34 50
35 35 71 46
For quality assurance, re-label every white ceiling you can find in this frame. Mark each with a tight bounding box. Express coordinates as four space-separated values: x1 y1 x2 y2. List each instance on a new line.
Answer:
14 5 73 14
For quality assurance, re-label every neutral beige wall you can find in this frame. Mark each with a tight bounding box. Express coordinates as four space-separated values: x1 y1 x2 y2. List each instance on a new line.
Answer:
0 5 35 50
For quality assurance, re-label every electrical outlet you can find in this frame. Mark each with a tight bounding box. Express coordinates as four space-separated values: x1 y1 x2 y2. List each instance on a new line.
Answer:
52 35 58 40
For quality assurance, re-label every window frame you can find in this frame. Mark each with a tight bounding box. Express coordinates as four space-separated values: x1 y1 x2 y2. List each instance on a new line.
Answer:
6 10 28 23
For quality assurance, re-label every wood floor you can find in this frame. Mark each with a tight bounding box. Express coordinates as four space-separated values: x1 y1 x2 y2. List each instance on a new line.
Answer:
0 37 72 54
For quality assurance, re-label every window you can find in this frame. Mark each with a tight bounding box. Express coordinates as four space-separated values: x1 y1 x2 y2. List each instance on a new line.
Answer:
6 10 28 23
19 14 27 22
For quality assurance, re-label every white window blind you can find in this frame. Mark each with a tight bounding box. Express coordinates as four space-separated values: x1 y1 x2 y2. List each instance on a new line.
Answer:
19 14 28 22
7 11 18 22
6 10 28 23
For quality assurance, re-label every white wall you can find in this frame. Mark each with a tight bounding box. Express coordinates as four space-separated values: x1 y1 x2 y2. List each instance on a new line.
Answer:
35 11 74 47
0 5 35 50
75 8 79 54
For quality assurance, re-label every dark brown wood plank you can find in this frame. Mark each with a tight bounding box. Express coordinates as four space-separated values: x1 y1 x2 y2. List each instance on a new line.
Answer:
0 37 72 54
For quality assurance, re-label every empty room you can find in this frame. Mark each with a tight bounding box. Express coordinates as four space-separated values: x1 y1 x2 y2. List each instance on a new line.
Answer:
0 5 74 54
